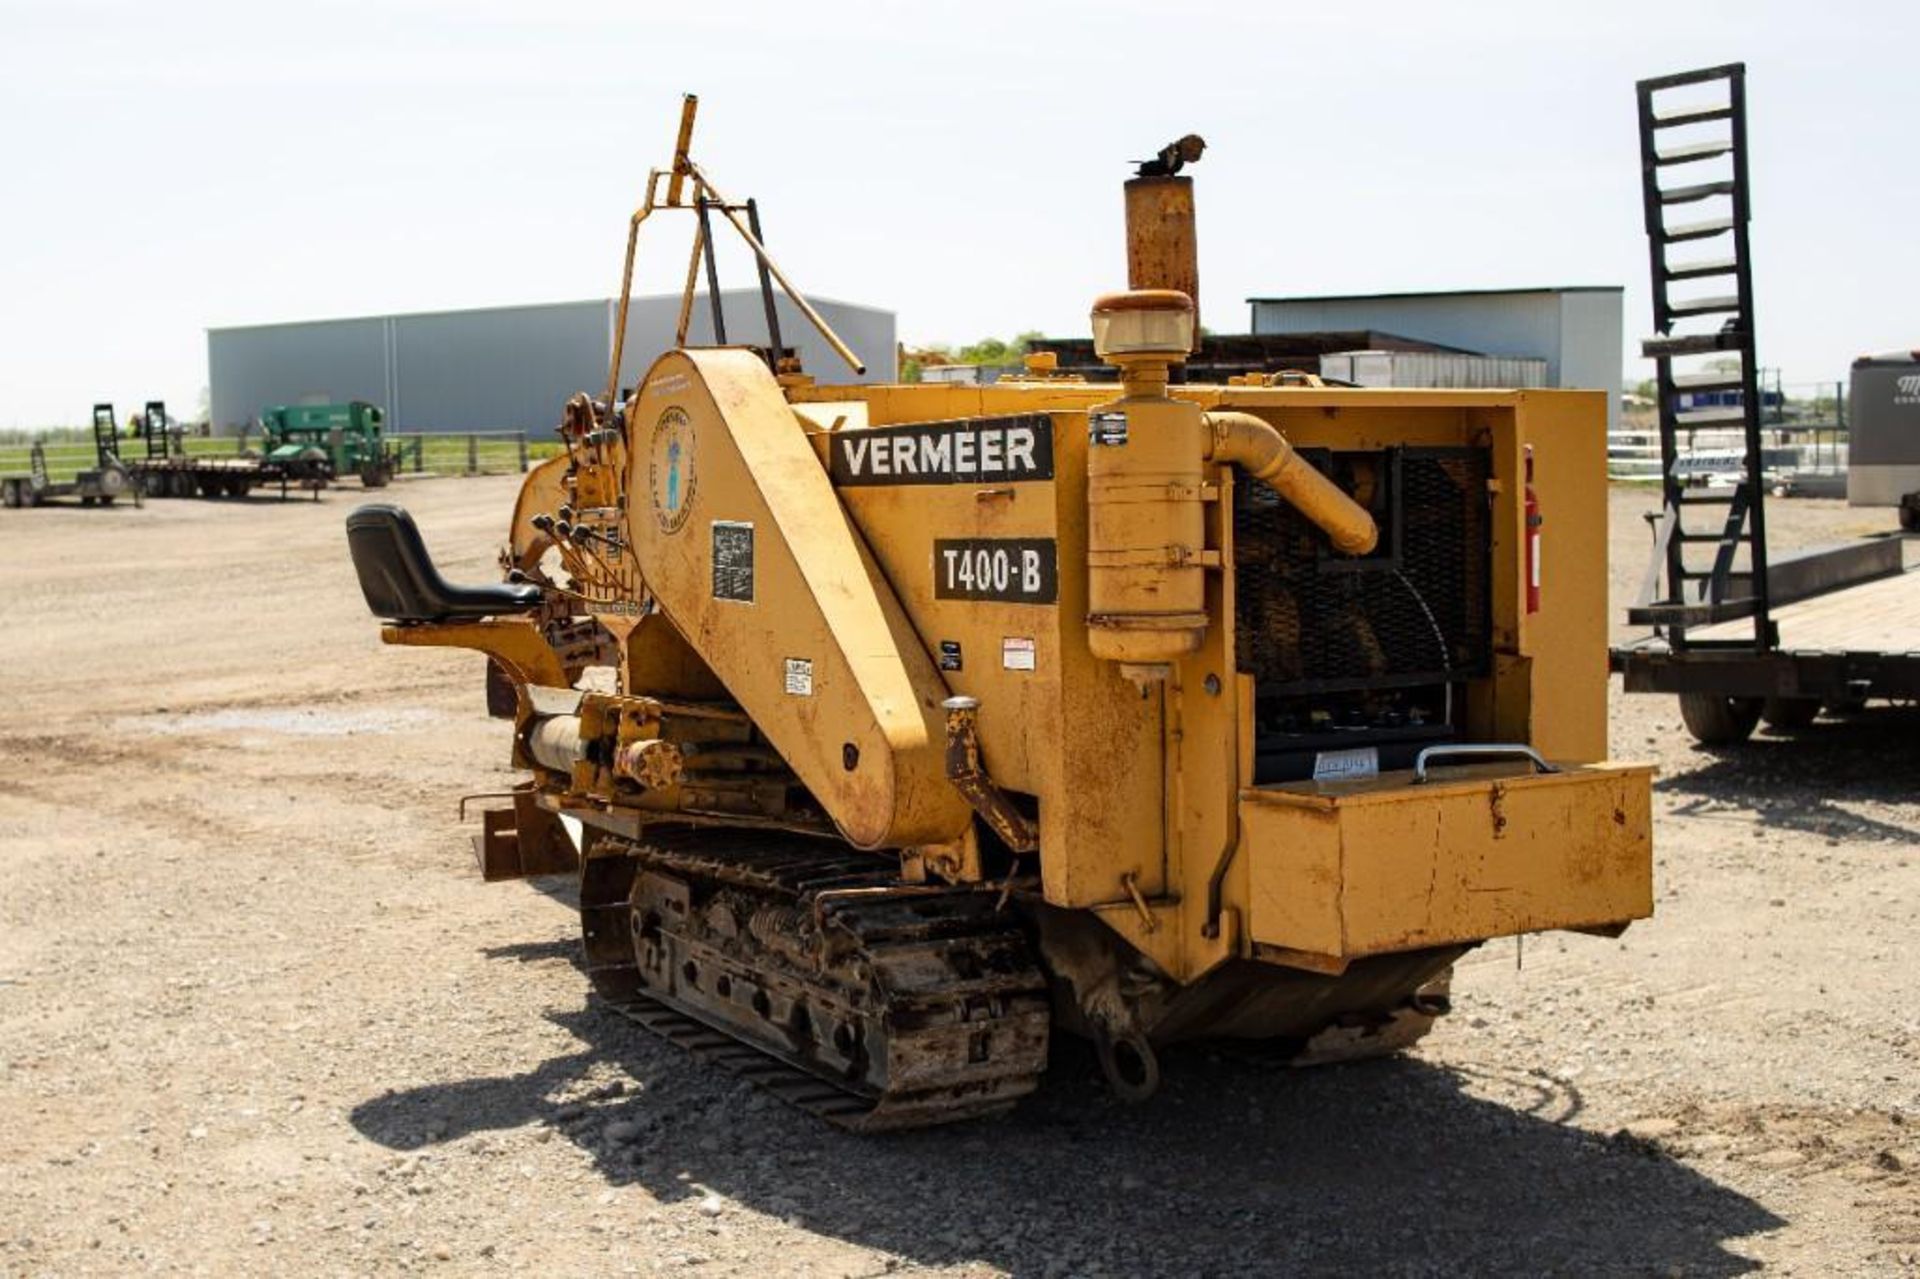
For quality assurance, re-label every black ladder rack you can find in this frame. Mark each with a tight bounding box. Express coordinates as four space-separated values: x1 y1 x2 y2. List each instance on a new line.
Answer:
1628 62 1776 649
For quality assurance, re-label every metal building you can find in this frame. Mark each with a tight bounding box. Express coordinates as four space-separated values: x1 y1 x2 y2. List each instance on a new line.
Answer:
1248 287 1624 429
207 291 895 435
1318 350 1548 390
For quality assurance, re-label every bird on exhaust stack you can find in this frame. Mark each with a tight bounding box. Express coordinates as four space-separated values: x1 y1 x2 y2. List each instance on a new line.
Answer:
1135 134 1207 178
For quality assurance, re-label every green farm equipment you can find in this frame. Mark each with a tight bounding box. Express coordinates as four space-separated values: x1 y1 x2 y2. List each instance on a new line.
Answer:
260 401 403 487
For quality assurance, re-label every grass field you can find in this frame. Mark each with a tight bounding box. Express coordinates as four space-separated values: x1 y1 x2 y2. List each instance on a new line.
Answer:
0 432 532 482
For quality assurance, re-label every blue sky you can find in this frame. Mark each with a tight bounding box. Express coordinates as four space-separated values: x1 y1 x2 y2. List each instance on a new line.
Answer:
1 0 1913 426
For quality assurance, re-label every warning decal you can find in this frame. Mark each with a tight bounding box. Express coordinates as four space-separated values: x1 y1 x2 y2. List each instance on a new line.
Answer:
783 657 814 696
712 521 754 602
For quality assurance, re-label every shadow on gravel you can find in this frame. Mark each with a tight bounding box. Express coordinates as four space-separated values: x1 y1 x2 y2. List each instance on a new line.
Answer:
352 1004 1783 1275
1656 705 1920 844
478 938 580 965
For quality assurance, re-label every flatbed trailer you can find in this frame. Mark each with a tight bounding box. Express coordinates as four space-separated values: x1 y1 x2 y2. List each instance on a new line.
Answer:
125 400 326 500
5 403 329 510
127 453 320 500
1613 538 1920 740
1614 64 1919 744
1 440 136 508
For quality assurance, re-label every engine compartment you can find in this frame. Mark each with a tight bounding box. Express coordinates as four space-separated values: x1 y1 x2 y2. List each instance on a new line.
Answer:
1236 445 1492 782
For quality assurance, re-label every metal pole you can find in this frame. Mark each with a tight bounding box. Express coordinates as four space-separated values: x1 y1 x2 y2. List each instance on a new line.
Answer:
603 176 662 407
747 198 785 368
606 98 697 403
675 218 706 347
697 197 727 344
689 162 866 375
467 434 477 475
666 94 698 207
517 432 527 473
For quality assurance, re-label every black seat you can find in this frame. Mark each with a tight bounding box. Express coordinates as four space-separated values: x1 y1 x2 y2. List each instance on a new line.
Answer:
346 504 541 623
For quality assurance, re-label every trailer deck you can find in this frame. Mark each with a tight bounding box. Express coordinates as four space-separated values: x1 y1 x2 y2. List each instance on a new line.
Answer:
1692 557 1919 653
1614 542 1920 704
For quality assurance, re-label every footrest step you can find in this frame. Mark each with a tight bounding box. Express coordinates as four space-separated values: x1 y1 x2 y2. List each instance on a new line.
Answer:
1661 216 1734 243
1671 369 1745 391
1660 179 1737 205
1655 140 1734 165
1665 257 1738 281
1644 331 1745 358
1651 104 1734 128
1668 294 1742 317
1673 406 1750 427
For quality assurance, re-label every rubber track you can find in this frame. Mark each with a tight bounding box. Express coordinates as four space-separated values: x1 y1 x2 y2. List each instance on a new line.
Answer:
582 828 1051 1131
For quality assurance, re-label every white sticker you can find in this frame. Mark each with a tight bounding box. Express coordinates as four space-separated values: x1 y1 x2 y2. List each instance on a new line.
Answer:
783 657 814 696
1313 746 1379 782
1001 637 1037 671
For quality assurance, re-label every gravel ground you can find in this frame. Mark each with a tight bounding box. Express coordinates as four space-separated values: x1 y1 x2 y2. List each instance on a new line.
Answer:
0 477 1914 1276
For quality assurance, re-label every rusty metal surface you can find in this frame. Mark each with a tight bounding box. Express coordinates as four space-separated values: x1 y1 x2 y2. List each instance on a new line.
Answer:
577 827 1050 1130
360 118 1653 1118
941 698 1037 853
622 349 970 849
474 788 581 882
1242 763 1655 959
1124 174 1201 339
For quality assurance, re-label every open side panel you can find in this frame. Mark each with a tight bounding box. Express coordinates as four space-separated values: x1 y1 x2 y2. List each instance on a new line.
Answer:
623 348 970 849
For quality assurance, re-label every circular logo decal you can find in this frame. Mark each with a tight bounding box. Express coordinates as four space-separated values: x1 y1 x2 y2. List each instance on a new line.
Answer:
648 406 696 533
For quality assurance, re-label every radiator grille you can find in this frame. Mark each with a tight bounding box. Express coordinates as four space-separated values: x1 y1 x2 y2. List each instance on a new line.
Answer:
1234 447 1492 694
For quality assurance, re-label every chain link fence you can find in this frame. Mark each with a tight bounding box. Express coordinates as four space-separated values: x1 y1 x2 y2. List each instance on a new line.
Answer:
1610 374 1851 484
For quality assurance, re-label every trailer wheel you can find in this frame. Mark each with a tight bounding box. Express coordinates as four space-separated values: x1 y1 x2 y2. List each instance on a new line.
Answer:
4 480 23 508
1678 692 1762 745
100 494 116 506
1760 697 1819 730
359 463 391 489
81 495 96 507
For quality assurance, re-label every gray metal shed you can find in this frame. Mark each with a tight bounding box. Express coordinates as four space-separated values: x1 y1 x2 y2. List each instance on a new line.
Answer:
207 291 895 435
1248 287 1624 430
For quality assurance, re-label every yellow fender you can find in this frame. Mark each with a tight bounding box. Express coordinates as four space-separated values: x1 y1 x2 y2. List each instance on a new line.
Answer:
623 349 969 850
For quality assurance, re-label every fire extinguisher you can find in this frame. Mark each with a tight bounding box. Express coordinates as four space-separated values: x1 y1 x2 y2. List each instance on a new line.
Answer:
1524 445 1542 615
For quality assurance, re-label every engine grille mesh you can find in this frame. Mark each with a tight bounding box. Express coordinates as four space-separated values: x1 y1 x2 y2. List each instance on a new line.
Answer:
1233 447 1492 693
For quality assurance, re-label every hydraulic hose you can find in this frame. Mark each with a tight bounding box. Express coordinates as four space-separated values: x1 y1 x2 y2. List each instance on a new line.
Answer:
1203 411 1379 556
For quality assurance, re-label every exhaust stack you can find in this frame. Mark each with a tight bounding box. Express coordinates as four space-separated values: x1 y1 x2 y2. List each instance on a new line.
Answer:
1123 134 1205 349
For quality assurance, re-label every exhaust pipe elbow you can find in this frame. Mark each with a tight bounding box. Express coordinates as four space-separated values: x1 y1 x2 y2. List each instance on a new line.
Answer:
1204 411 1378 556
